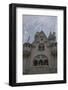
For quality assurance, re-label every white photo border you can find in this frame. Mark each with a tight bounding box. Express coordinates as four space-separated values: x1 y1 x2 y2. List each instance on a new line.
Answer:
16 7 64 83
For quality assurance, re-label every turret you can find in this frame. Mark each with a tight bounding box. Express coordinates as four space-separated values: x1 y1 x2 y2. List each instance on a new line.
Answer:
23 43 32 57
48 32 56 41
35 32 39 42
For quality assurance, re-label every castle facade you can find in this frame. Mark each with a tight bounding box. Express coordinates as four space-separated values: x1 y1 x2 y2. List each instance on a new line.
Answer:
23 31 57 75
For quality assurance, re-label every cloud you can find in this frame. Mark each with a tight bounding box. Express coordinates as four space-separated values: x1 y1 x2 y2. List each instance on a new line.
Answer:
24 30 28 34
23 15 57 43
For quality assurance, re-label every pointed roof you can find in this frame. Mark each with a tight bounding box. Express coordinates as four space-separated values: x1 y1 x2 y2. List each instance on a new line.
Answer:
48 32 56 40
39 31 47 39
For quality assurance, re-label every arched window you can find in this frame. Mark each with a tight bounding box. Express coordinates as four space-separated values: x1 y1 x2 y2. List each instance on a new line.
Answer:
44 59 48 65
33 55 48 66
33 60 38 66
39 60 43 65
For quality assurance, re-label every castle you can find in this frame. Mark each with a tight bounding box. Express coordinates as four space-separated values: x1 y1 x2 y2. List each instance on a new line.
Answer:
23 31 57 75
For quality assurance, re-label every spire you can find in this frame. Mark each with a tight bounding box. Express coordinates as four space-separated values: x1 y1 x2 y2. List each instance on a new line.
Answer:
48 31 56 41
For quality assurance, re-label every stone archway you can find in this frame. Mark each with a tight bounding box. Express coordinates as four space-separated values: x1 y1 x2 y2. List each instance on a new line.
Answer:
33 55 48 66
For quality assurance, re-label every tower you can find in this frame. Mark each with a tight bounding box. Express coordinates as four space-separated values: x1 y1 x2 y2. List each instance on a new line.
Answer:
48 32 57 72
23 43 32 74
23 31 57 74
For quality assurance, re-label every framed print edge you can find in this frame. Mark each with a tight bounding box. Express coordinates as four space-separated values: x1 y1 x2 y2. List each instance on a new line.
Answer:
9 4 16 86
63 6 66 83
9 3 66 86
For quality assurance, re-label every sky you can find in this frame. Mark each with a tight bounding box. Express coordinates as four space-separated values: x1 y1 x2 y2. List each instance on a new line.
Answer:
23 15 57 43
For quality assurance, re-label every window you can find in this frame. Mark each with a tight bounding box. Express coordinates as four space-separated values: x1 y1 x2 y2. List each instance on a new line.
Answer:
38 44 45 51
33 60 38 66
33 55 48 66
41 39 43 41
39 60 43 65
44 59 48 65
